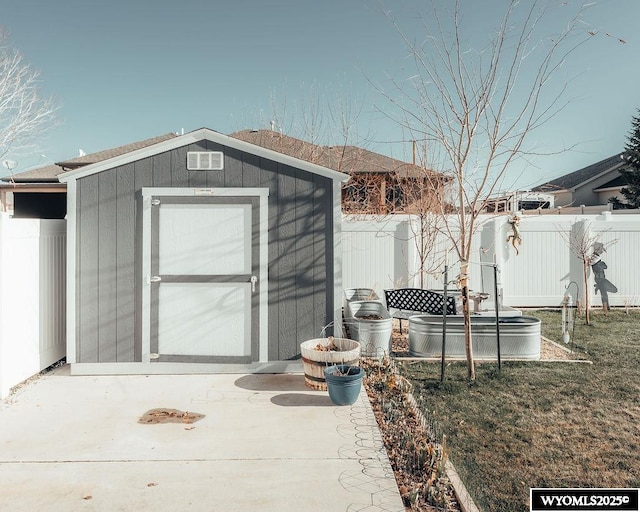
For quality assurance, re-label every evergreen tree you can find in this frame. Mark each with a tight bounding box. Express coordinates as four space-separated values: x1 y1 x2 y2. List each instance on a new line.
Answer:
611 109 640 209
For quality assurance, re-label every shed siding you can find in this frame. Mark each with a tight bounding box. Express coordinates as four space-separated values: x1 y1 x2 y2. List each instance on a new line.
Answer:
275 167 296 360
313 174 330 338
295 171 316 355
77 175 99 362
260 157 281 361
223 146 244 188
115 163 136 361
97 170 117 362
75 142 333 362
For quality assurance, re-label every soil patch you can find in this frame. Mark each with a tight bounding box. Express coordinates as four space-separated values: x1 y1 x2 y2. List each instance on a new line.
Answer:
138 408 205 425
539 336 580 360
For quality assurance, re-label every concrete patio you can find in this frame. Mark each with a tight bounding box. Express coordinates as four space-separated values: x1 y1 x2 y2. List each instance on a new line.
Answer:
0 365 405 511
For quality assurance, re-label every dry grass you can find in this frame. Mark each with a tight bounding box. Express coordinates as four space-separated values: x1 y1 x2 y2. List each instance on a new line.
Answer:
397 310 640 512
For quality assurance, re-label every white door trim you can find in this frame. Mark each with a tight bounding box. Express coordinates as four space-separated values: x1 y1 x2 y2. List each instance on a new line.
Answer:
141 187 269 363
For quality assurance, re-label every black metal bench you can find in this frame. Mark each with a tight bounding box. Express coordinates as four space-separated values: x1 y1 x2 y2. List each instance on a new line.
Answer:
384 288 457 333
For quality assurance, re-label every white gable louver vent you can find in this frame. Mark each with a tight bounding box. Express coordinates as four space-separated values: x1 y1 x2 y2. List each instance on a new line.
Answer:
187 151 224 171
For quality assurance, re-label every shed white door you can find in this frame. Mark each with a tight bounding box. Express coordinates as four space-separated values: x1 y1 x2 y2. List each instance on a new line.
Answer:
149 196 260 363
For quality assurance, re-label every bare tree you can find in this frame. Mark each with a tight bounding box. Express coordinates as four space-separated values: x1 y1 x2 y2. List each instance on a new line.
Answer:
397 140 449 287
245 81 371 168
560 220 616 324
0 28 57 167
375 0 595 380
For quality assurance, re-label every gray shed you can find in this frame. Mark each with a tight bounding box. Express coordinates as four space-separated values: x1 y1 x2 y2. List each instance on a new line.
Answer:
59 128 349 374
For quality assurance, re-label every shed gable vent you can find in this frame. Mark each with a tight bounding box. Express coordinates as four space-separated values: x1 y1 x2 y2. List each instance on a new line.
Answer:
187 151 224 171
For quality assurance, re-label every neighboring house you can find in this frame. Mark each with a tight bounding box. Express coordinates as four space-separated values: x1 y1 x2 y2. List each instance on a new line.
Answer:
0 133 177 217
57 128 349 373
533 153 628 208
230 129 446 214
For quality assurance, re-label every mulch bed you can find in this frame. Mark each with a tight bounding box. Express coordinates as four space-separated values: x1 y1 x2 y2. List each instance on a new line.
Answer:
363 354 460 511
363 324 461 511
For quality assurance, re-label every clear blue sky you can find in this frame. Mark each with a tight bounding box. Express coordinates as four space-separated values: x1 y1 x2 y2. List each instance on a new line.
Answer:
2 0 638 190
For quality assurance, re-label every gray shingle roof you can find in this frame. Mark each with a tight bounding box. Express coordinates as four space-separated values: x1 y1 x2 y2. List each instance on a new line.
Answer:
533 153 626 192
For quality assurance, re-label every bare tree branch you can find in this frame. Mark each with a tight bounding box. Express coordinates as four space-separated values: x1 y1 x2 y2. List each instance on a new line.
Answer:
0 28 58 166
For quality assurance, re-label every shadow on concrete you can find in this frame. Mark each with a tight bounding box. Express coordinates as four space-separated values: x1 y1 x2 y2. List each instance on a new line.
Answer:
270 393 334 407
234 374 308 392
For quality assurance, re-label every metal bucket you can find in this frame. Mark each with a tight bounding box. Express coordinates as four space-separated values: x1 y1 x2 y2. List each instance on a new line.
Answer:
346 301 392 358
408 315 541 360
343 288 380 319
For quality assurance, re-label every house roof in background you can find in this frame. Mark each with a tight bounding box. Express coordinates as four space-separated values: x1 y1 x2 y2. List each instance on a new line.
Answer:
4 163 64 183
3 133 178 183
533 153 626 193
58 128 351 183
57 133 178 169
230 129 434 178
7 128 427 185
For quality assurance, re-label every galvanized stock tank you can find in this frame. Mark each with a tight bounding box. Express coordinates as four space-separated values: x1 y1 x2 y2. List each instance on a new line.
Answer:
408 315 541 360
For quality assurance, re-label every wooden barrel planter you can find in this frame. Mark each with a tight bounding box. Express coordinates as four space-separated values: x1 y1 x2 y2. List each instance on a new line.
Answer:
299 337 361 390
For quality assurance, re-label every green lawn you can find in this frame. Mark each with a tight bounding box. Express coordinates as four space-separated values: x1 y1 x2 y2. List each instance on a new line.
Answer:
398 310 640 512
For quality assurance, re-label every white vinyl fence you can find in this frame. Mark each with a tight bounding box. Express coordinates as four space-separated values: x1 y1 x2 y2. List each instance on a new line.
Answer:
0 214 66 398
342 212 640 309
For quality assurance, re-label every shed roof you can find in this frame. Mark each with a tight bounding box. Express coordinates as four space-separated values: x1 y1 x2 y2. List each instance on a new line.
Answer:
533 153 626 193
58 128 350 184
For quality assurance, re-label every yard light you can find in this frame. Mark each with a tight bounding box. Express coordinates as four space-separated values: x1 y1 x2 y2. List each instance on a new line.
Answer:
561 281 577 344
561 294 573 344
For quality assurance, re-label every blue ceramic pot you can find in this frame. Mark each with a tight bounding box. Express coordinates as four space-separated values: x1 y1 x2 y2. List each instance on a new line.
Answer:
324 365 364 406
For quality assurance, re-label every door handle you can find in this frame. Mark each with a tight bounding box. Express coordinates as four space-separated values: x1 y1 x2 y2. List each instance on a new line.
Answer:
250 275 258 293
